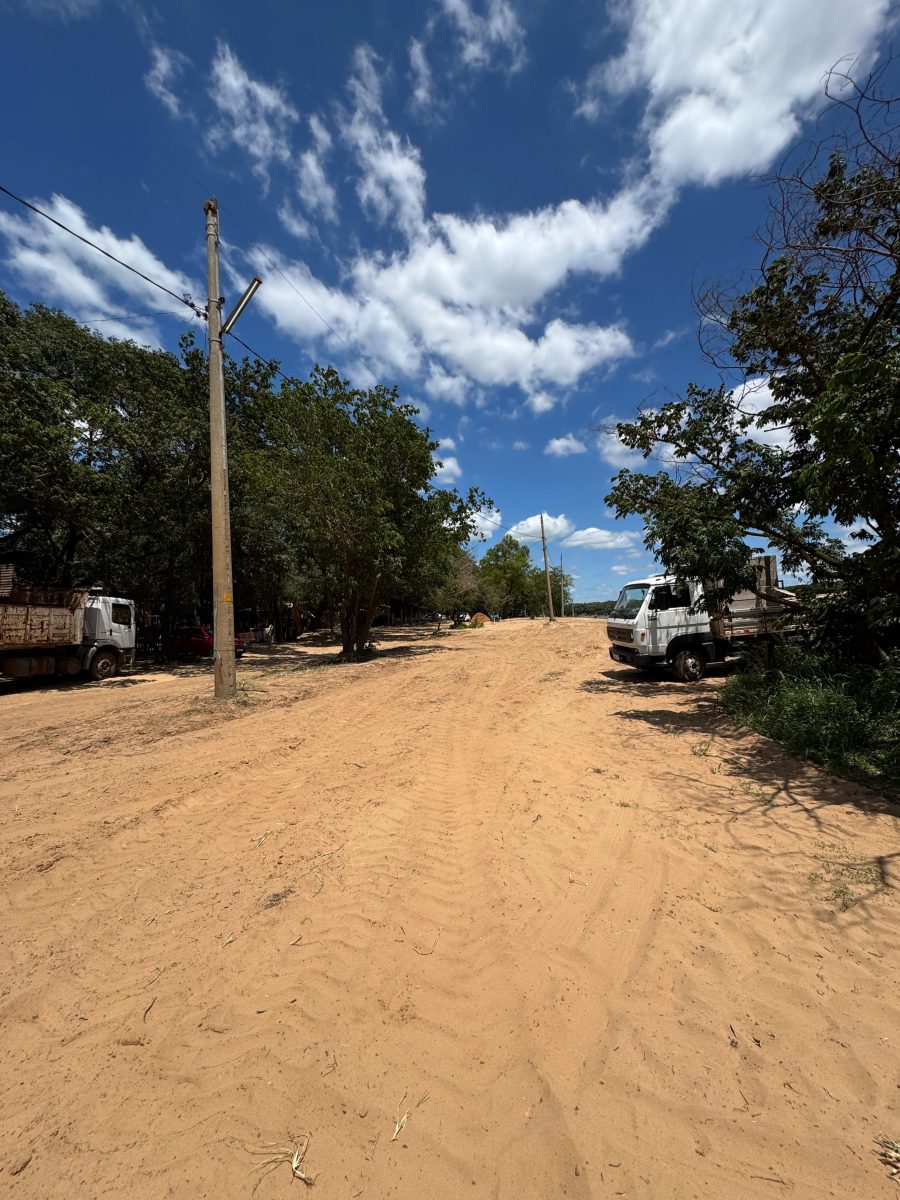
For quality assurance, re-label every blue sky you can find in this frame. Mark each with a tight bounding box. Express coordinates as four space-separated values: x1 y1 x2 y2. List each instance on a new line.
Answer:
0 0 893 599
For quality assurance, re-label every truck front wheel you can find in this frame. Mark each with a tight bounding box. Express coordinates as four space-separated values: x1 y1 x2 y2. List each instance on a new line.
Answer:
89 650 118 681
673 648 704 683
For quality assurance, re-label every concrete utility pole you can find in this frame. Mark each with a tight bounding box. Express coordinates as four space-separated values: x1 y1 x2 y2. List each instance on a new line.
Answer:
204 197 261 699
540 512 555 621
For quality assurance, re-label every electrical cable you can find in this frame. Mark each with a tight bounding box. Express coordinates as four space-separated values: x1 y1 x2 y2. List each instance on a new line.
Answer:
0 183 207 319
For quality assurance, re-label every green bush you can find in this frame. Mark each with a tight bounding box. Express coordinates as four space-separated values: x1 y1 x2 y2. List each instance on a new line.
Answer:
721 644 899 795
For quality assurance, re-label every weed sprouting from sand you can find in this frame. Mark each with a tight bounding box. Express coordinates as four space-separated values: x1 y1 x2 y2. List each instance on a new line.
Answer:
874 1134 900 1182
808 843 885 911
247 1132 318 1190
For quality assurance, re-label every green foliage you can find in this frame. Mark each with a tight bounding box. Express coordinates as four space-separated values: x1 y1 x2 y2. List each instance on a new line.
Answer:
0 294 484 654
721 645 900 795
572 600 617 617
605 75 900 661
477 535 559 617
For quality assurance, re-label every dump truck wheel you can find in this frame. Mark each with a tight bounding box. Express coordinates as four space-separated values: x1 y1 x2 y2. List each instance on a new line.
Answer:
89 650 118 681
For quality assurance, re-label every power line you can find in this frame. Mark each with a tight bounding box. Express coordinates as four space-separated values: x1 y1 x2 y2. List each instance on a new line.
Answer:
0 183 206 319
224 329 292 384
79 308 198 326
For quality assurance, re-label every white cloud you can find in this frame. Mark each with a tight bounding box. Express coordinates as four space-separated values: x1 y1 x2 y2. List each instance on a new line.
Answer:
564 527 638 550
508 512 574 542
297 115 338 223
611 565 631 575
731 377 792 450
470 506 503 540
595 422 648 470
145 45 190 119
24 0 101 16
438 436 457 451
207 41 299 187
440 0 526 74
838 520 874 556
409 38 437 114
545 433 587 457
340 45 427 239
512 439 529 450
652 326 684 350
424 364 470 404
433 448 463 482
0 193 199 346
578 0 889 187
277 202 313 241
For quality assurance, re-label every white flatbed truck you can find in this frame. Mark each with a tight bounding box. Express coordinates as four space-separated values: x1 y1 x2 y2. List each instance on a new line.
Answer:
606 555 798 682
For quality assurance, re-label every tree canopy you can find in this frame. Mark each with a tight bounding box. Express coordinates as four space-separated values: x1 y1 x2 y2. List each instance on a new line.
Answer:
0 293 485 657
606 67 900 660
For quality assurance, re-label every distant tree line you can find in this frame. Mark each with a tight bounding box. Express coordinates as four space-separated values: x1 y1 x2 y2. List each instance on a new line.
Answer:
0 292 484 658
571 600 617 617
434 536 573 620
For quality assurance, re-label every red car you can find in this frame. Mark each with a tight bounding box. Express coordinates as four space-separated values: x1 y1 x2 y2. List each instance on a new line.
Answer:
167 625 245 659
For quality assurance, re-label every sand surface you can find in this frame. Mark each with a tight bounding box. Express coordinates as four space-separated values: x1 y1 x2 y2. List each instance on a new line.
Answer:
1 619 898 1198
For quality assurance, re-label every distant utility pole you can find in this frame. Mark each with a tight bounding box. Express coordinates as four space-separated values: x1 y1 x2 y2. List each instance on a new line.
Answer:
204 197 262 699
559 555 565 618
540 512 555 621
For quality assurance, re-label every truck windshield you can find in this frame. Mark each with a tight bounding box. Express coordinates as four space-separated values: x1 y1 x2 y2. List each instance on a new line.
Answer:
610 585 649 619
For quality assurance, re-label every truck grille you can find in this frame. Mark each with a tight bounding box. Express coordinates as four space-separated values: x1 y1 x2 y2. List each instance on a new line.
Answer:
607 625 633 644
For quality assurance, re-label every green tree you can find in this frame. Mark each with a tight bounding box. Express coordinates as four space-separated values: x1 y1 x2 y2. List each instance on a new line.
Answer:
263 366 484 658
479 535 539 616
430 545 481 624
606 67 900 660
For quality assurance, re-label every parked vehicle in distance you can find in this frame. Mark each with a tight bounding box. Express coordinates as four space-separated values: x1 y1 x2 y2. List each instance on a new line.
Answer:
167 624 245 660
0 566 135 682
606 554 799 682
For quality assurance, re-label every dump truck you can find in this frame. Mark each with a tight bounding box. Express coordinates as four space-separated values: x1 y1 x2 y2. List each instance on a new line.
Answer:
0 565 135 682
605 554 799 681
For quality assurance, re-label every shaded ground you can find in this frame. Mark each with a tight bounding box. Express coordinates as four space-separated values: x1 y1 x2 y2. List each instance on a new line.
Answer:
1 620 898 1198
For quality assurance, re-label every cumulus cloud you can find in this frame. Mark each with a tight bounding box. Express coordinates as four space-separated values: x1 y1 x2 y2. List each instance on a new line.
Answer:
145 45 190 119
508 512 574 542
545 433 587 457
297 115 338 223
577 0 889 188
731 377 793 450
409 38 437 114
0 193 199 346
512 440 529 450
439 0 526 73
425 364 470 404
611 564 632 575
277 203 313 241
470 506 503 540
207 41 299 187
563 528 637 550
595 420 649 471
434 438 462 482
339 44 428 239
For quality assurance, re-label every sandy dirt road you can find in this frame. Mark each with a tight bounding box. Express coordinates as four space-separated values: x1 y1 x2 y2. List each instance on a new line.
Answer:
1 619 898 1199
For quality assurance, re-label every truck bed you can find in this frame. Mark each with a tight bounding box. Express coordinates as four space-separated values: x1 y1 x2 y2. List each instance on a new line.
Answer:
0 594 86 650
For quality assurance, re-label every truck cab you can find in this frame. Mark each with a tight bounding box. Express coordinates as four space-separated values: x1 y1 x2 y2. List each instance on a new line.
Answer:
606 557 796 682
82 595 136 679
607 575 710 680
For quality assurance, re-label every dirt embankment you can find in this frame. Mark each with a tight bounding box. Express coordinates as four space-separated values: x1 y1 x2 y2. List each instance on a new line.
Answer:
1 620 898 1198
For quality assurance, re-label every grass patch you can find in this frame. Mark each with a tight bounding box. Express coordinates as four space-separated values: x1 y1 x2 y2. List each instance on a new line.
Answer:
721 646 900 797
807 842 885 911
